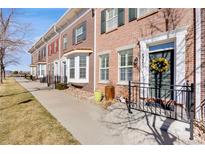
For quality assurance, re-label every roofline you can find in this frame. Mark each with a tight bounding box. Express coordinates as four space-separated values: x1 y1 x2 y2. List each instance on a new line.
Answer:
28 8 71 53
28 8 89 54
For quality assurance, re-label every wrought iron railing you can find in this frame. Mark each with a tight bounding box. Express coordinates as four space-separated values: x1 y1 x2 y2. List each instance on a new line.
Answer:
127 80 195 140
46 75 68 87
201 99 205 126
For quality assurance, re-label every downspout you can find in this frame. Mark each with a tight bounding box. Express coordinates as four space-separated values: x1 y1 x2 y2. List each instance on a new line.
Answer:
34 45 38 78
42 37 47 77
54 25 61 77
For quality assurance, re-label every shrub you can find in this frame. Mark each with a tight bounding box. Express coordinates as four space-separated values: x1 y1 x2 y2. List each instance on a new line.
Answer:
55 83 68 90
13 71 18 74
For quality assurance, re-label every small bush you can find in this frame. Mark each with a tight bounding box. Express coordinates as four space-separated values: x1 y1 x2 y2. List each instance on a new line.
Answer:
55 83 68 90
13 71 18 74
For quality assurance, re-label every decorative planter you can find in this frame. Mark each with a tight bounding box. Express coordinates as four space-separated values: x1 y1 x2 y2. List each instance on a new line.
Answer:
94 91 103 103
105 85 115 101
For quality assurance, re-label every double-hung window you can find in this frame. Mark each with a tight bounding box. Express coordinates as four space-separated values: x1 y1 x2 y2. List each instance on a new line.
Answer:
138 8 157 17
41 65 45 77
63 35 68 50
119 49 133 82
106 8 118 32
100 55 109 81
54 42 57 53
75 26 84 44
70 57 75 79
43 47 46 57
79 56 87 79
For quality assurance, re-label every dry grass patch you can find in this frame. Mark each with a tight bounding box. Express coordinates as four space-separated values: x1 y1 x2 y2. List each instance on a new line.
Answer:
0 78 80 145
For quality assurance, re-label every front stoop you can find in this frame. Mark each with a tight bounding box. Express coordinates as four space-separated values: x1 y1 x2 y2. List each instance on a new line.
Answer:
102 102 199 145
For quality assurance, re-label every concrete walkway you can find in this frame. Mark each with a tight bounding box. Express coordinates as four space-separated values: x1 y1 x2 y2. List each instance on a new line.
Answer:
16 77 123 144
15 77 198 144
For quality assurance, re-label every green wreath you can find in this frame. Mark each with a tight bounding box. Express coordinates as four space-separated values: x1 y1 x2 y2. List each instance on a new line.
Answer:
150 57 170 73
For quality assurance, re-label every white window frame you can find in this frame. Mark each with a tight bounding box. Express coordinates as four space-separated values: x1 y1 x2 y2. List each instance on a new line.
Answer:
69 57 75 79
99 54 109 83
75 26 83 44
67 54 89 83
118 49 133 85
79 55 87 79
63 35 68 50
106 8 118 32
137 8 157 18
54 41 57 53
53 60 59 76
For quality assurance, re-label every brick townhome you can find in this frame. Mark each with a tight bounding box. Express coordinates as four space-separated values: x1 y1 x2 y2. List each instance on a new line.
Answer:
29 48 38 77
29 39 47 79
95 8 195 96
29 8 94 92
29 8 205 121
59 8 94 92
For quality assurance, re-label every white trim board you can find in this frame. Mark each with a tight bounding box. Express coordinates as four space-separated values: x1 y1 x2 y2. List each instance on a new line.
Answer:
140 27 187 86
195 8 202 120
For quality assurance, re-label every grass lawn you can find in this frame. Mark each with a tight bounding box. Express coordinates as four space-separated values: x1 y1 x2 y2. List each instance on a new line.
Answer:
0 77 80 145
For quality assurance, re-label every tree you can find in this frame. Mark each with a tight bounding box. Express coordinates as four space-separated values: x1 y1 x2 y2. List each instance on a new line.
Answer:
0 8 30 83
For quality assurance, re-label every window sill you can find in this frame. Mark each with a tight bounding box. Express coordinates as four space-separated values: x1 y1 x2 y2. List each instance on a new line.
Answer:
69 79 89 84
105 27 118 34
137 10 159 21
128 10 159 23
117 81 129 86
74 39 85 45
98 80 110 84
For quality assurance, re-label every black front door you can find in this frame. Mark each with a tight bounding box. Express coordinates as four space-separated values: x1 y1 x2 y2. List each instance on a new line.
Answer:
149 49 174 99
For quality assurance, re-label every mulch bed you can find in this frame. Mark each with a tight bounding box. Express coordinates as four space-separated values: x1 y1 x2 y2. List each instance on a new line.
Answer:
65 86 93 101
194 121 205 143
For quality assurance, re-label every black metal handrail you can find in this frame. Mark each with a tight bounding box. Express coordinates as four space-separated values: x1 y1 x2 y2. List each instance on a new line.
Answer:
127 80 195 140
46 75 68 88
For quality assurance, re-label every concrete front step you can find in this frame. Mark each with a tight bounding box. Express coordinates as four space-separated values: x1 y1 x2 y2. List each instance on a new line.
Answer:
102 102 199 144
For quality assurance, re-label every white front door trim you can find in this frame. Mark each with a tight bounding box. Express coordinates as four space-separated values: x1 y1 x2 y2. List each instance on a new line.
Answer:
195 8 202 120
140 27 187 87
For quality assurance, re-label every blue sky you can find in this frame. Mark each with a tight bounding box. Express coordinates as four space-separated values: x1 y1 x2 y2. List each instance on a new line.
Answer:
6 8 67 71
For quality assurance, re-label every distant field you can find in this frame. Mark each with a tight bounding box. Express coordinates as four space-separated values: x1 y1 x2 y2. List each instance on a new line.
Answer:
0 78 80 145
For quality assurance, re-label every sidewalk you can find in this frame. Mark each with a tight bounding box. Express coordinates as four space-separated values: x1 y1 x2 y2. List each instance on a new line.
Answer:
16 77 123 144
16 77 198 144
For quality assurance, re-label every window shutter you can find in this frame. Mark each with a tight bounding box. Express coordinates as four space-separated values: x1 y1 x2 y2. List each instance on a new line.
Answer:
48 45 50 56
101 9 106 34
82 21 87 40
56 39 59 52
52 43 54 54
129 8 137 22
72 29 75 45
118 8 125 27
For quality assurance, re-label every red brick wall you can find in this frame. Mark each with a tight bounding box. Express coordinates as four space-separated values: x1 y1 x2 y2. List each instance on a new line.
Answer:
201 8 205 101
95 8 195 97
31 50 38 65
60 9 94 92
60 10 94 56
48 37 60 63
38 46 46 62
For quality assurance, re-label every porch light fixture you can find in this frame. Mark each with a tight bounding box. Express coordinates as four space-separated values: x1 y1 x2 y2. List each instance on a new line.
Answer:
133 57 138 68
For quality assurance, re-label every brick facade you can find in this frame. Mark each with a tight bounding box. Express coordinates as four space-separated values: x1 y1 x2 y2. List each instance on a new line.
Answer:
60 9 94 92
95 8 195 96
201 8 205 101
31 50 38 65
